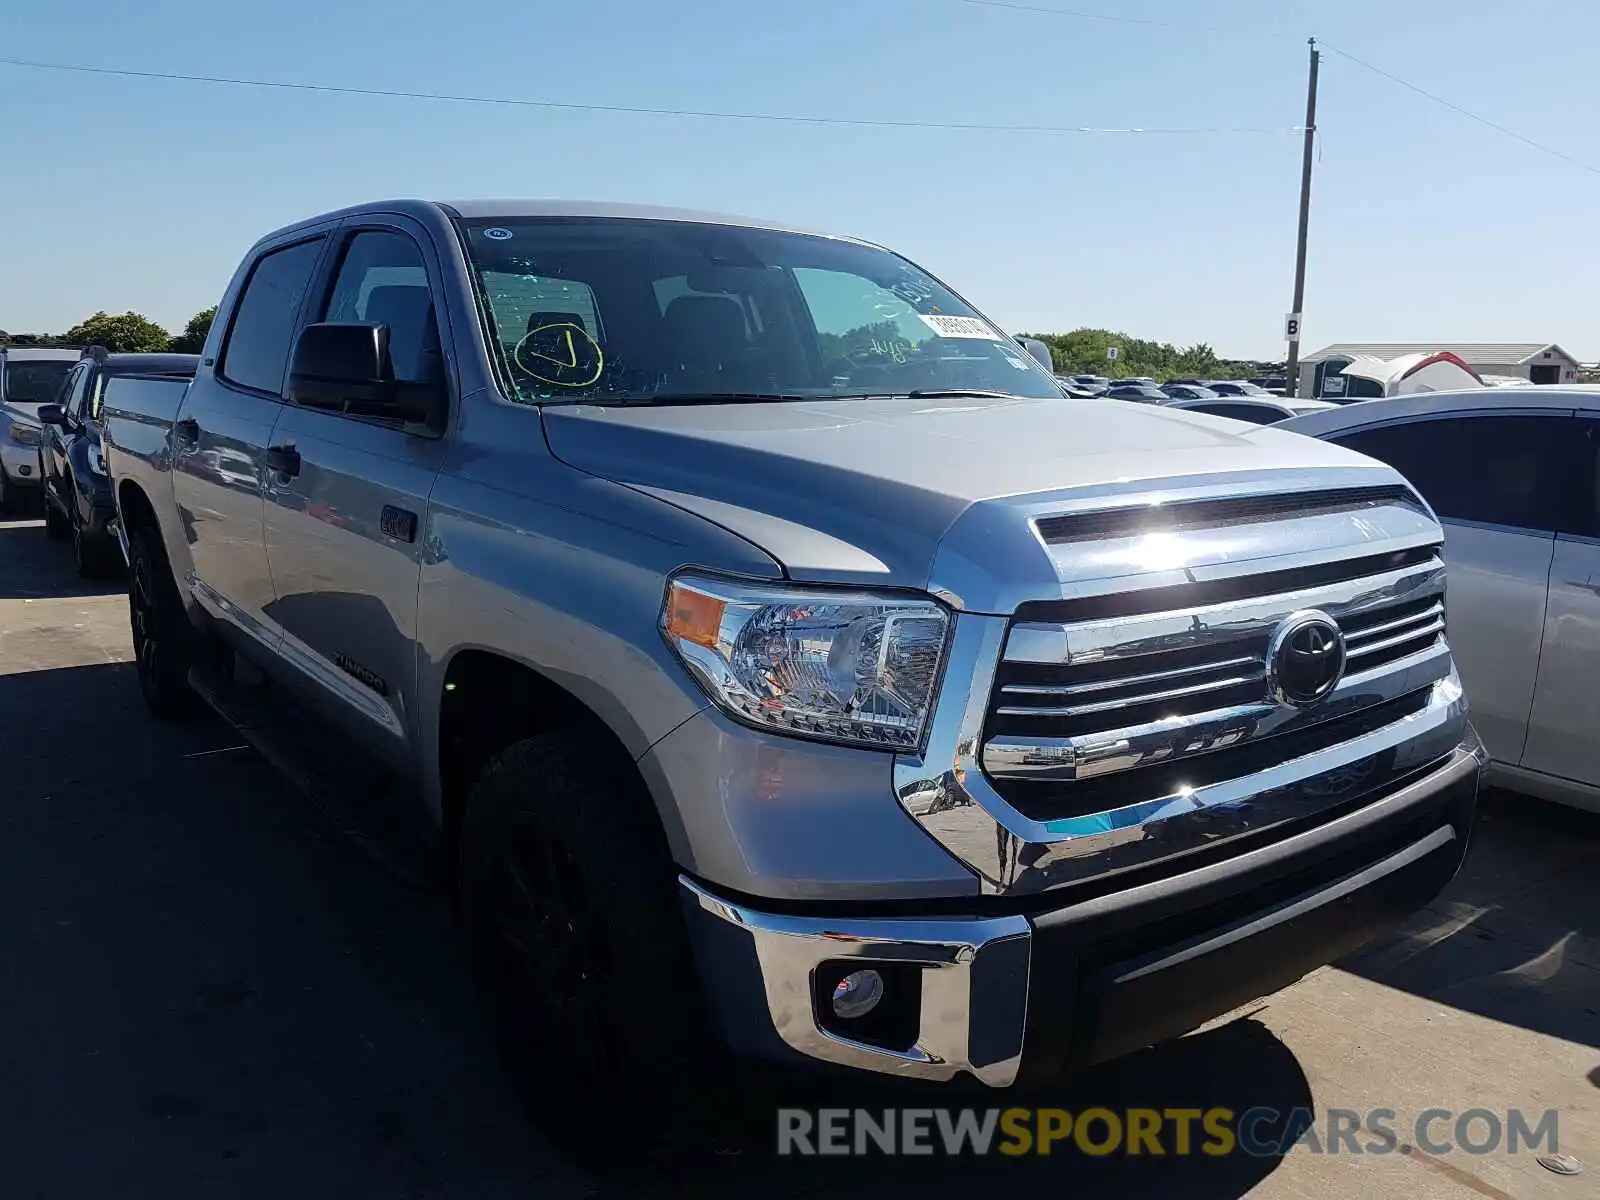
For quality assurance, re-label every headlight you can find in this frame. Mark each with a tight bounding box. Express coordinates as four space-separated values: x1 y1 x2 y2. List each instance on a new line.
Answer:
662 574 950 751
8 421 40 447
87 444 108 476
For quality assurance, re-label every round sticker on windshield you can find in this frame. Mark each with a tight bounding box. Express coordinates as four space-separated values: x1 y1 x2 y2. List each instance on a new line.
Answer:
483 227 514 241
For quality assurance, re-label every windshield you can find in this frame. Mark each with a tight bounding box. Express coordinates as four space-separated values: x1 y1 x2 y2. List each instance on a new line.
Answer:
460 217 1061 405
4 359 72 405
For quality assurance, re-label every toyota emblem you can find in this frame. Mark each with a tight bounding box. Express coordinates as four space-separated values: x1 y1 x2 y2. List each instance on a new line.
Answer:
1268 610 1346 707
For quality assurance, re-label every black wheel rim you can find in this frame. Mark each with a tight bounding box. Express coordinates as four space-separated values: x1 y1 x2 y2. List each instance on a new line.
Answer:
130 554 159 695
479 825 619 1074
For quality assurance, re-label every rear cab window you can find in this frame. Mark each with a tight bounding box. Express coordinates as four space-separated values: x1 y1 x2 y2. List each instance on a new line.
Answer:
219 239 325 395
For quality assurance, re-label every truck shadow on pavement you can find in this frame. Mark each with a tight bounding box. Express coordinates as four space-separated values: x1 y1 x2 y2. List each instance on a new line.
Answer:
1338 789 1600 1050
0 518 124 599
0 659 1314 1200
629 1020 1311 1198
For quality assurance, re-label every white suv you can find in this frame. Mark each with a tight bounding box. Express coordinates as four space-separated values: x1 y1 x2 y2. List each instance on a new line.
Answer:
0 346 79 514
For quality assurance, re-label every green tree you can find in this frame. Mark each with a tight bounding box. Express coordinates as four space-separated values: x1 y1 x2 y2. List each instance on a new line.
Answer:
1020 327 1269 382
167 306 217 354
62 310 171 354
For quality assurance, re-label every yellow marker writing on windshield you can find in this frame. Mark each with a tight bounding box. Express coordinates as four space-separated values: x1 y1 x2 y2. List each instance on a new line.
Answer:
515 322 605 388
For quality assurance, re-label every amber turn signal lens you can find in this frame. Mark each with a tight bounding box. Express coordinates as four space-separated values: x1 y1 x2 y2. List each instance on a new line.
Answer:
665 583 726 649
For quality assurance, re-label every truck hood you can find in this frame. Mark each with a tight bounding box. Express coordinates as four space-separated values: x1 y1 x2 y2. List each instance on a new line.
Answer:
541 394 1415 613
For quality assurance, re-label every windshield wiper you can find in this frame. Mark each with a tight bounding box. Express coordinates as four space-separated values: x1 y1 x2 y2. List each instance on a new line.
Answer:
608 391 821 407
904 389 1032 400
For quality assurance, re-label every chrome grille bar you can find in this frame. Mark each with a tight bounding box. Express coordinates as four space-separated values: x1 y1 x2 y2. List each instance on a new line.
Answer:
998 654 1259 700
1347 617 1446 663
1003 555 1444 668
983 640 1451 782
994 669 1267 719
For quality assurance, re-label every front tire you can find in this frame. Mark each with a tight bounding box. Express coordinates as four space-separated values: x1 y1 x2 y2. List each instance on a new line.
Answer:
127 524 200 718
458 729 723 1161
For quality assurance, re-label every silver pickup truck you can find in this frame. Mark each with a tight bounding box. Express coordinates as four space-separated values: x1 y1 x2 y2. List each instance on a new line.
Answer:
103 199 1483 1130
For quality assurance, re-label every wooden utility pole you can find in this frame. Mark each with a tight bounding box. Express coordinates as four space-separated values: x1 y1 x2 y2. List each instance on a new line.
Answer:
1284 38 1320 397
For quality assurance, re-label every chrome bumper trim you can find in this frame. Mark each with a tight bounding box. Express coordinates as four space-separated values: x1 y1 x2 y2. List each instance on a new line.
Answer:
681 876 1031 1085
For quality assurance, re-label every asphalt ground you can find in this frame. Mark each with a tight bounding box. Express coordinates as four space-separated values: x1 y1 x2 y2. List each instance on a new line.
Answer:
1 513 1595 1199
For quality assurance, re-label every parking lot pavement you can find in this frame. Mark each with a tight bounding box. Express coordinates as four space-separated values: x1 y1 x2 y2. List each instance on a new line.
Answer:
1 513 1596 1199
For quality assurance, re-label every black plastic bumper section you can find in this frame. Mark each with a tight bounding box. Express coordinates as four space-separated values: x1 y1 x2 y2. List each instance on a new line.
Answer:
1017 753 1477 1080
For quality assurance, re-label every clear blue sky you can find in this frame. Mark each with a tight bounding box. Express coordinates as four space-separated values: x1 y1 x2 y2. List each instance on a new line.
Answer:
2 0 1595 360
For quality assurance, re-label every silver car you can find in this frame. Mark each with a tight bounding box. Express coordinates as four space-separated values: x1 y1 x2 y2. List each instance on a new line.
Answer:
1283 386 1600 813
0 347 79 513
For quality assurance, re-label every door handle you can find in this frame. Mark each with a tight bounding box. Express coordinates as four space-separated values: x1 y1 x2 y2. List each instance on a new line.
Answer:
173 417 200 444
265 444 302 477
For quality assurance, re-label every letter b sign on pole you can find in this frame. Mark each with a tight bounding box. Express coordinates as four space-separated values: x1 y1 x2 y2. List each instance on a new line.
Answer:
1285 313 1302 343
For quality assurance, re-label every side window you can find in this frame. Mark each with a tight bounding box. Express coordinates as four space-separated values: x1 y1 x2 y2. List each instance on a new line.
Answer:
219 239 324 395
1331 414 1571 533
321 231 442 385
58 364 89 420
70 367 97 421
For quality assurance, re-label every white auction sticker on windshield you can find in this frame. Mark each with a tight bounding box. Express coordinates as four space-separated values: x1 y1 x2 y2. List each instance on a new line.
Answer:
918 314 1001 339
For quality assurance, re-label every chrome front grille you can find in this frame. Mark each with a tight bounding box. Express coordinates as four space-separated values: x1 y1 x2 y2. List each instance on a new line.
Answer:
981 542 1450 815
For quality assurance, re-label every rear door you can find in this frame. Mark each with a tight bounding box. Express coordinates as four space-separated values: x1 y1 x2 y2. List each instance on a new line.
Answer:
1326 411 1570 766
173 235 326 650
1521 415 1600 786
260 218 452 761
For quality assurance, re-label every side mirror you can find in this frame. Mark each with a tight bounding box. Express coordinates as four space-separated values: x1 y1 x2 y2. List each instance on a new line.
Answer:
1016 337 1055 372
288 323 439 424
36 403 65 426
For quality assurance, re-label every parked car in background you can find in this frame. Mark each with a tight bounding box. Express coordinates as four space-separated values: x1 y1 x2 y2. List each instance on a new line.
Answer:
1282 386 1600 813
37 349 199 575
0 346 78 514
1054 376 1103 398
1161 383 1219 400
1070 373 1109 390
1249 375 1288 395
1104 382 1169 402
1163 396 1337 424
1207 381 1275 397
101 199 1482 1147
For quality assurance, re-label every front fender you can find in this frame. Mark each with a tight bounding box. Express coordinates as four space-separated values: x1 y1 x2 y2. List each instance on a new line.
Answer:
414 451 783 828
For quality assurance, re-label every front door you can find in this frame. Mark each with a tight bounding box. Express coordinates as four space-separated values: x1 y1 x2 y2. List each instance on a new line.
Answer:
261 221 451 762
1327 412 1570 765
43 362 89 510
1522 416 1600 786
172 236 325 649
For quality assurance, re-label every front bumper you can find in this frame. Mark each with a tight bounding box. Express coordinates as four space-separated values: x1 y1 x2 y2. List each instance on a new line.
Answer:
682 734 1483 1085
0 438 42 487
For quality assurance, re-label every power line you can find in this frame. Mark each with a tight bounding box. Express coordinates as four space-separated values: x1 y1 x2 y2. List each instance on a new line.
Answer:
1321 44 1600 175
934 2 1600 175
938 0 1200 30
0 58 1302 136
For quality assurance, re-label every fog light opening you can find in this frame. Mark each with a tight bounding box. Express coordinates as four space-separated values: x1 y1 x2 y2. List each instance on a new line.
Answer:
831 969 885 1020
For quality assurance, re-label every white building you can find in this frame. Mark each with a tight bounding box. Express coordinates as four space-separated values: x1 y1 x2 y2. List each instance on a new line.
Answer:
1297 342 1580 399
